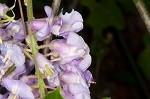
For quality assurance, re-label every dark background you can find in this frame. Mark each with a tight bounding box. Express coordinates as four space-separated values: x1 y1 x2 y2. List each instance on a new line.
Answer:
2 0 150 99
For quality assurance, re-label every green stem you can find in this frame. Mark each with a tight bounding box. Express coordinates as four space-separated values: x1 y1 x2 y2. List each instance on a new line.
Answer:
26 0 45 98
117 32 150 99
3 14 16 22
132 0 150 97
132 0 150 33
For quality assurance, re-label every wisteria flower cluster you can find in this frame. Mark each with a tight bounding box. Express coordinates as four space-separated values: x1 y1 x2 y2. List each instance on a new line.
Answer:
0 1 94 99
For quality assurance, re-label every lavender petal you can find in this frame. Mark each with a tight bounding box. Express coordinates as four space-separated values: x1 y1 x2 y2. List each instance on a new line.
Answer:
35 23 50 41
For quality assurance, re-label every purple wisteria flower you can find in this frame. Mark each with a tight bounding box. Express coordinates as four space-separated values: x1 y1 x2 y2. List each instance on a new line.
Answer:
49 32 90 65
0 42 25 67
50 39 85 64
0 42 25 79
0 19 26 42
36 53 54 75
36 53 60 88
6 19 25 42
52 9 83 37
30 6 54 41
31 6 83 40
59 70 91 99
0 28 11 41
61 83 90 99
1 78 35 99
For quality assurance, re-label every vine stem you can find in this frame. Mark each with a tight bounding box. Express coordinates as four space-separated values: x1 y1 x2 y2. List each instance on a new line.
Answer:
26 0 45 98
52 0 62 16
43 0 61 56
18 0 27 38
132 0 150 98
133 0 150 33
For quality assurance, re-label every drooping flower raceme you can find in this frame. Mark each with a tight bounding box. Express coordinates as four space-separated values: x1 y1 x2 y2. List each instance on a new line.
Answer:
0 2 94 99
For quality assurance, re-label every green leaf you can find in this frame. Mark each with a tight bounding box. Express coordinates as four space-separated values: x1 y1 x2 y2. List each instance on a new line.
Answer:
102 97 111 99
44 86 64 99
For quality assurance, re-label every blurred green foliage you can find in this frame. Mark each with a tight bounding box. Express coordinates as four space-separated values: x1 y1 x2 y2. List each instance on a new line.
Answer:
81 0 124 59
81 0 125 34
102 97 111 99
